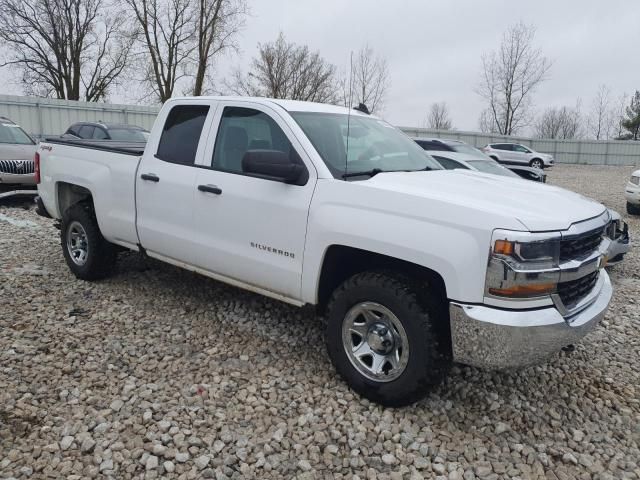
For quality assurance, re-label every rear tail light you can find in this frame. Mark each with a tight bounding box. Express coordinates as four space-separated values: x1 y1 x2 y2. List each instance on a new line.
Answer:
34 152 40 184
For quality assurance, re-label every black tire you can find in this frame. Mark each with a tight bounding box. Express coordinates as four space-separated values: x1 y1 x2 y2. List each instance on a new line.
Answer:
627 202 640 215
61 203 117 280
325 271 450 407
529 158 544 169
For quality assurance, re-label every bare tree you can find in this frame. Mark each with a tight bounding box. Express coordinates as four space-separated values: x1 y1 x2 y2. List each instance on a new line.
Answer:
191 0 247 96
534 102 583 139
426 102 453 130
0 0 132 101
613 92 629 139
587 85 614 140
477 22 551 135
125 0 195 102
229 33 338 103
342 45 389 114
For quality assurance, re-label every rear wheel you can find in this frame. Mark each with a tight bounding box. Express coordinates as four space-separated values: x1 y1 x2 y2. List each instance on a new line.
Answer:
325 271 450 407
627 201 640 215
530 158 544 169
61 203 117 280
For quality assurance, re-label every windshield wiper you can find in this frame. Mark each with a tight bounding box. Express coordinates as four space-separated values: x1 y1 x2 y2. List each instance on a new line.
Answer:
342 168 384 178
342 167 433 179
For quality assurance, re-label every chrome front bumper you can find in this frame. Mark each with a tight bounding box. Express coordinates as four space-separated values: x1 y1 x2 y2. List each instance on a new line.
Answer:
449 270 612 369
0 172 36 185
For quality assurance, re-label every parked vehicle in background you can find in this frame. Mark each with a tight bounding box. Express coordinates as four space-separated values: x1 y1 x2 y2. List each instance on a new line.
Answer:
506 164 547 183
413 137 488 157
482 143 554 169
37 96 613 406
0 116 37 191
626 170 640 215
428 151 521 178
63 122 149 142
605 209 630 266
414 139 546 182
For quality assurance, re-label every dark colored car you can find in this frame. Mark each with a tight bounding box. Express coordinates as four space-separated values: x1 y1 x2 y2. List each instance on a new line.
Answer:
63 122 149 142
506 165 547 183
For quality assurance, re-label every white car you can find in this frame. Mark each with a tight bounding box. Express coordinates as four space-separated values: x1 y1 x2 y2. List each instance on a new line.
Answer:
625 170 640 215
427 151 522 179
36 96 613 406
482 143 554 169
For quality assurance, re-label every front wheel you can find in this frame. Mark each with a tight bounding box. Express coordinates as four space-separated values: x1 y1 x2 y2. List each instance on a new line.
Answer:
530 158 544 169
325 272 450 407
627 201 640 215
61 203 117 280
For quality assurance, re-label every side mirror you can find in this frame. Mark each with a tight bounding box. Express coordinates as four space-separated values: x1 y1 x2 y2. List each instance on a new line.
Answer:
242 150 306 185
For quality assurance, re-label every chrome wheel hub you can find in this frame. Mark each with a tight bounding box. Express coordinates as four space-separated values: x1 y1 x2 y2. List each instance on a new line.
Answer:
66 221 89 266
342 302 409 382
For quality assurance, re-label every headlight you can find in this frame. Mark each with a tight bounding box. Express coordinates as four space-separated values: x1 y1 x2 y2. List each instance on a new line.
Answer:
486 230 561 299
631 176 640 186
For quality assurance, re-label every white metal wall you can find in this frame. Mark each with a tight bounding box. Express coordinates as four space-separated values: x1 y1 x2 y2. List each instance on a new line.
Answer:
400 127 640 166
1 94 639 165
0 94 160 139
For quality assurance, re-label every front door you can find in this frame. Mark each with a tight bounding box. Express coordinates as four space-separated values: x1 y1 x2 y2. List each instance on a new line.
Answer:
191 102 316 300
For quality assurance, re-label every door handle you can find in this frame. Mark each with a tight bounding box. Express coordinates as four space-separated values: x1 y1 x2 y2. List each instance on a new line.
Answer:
198 184 222 195
141 173 160 182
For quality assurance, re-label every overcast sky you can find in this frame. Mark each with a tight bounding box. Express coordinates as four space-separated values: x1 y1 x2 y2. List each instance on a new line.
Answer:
1 0 638 132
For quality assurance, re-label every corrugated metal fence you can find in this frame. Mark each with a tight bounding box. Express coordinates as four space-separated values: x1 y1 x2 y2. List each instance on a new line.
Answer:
400 127 640 166
0 94 159 139
1 94 639 165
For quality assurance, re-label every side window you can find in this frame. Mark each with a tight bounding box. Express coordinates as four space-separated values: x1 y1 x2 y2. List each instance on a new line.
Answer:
67 125 80 136
157 105 209 165
433 156 467 170
93 128 108 139
212 107 296 174
514 145 530 153
78 125 94 138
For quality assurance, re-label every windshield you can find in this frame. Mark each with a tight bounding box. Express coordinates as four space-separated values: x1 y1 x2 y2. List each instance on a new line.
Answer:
449 143 490 157
108 128 148 142
0 122 35 145
467 160 519 177
291 112 442 178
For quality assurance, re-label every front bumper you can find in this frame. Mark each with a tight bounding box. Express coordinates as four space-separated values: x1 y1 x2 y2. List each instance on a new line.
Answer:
449 270 612 369
0 173 36 185
606 224 630 266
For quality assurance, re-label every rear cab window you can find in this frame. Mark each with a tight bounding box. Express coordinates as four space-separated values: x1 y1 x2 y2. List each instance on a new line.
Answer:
156 105 210 165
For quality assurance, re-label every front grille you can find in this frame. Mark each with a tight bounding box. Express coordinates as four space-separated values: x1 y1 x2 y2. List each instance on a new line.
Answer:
558 271 599 309
0 159 34 175
560 227 604 261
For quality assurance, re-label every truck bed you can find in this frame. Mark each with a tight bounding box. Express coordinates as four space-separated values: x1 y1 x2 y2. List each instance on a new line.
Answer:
43 137 146 156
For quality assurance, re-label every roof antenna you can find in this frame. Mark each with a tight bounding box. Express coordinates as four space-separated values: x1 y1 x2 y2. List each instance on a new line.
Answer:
344 52 354 180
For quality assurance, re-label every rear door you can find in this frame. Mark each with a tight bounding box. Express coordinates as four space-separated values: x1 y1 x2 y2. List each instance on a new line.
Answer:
190 101 317 300
136 101 216 265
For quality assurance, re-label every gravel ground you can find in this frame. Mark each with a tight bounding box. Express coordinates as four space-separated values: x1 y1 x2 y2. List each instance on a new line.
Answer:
1 164 639 480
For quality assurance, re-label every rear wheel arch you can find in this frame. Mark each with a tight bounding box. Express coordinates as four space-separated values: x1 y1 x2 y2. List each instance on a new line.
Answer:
57 182 93 217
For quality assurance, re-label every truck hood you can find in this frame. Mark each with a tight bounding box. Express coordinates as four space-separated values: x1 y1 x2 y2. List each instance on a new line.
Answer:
366 170 606 231
0 144 37 160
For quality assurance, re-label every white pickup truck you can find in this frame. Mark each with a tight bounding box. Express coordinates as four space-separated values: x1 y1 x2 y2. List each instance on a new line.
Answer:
36 97 613 406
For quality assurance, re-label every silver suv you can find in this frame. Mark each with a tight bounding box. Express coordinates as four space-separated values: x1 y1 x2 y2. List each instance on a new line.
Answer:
481 143 554 169
0 116 37 187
